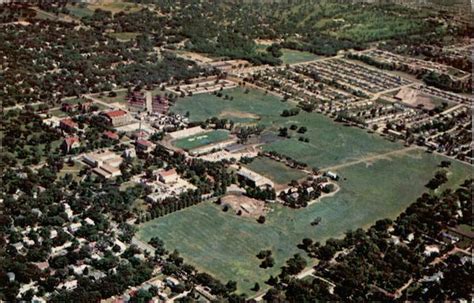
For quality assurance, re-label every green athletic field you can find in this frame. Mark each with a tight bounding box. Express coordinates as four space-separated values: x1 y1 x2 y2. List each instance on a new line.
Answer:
172 130 230 151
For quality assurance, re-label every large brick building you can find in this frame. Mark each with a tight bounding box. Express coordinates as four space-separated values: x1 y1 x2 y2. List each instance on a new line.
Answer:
102 110 130 127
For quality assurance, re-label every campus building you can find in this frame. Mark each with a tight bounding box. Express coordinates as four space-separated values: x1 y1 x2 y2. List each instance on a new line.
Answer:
102 110 130 127
59 118 78 133
236 167 274 189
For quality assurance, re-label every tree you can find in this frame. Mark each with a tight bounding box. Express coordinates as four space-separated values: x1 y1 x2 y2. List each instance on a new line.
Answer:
297 126 307 134
252 282 260 291
257 216 266 224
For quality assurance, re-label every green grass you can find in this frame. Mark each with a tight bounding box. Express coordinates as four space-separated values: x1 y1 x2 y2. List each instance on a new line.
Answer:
172 86 401 169
95 91 128 104
170 87 290 125
280 49 319 65
66 5 94 18
245 157 306 184
62 98 85 105
257 45 319 65
263 112 402 169
138 149 472 295
172 130 230 151
86 1 142 14
57 161 84 182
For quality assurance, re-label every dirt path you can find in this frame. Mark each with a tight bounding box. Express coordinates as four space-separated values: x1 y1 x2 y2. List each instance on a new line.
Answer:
307 183 340 206
321 146 419 171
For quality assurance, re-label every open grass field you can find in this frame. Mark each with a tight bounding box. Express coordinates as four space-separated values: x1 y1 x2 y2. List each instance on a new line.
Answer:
263 111 402 169
66 1 144 23
172 130 230 151
245 157 306 185
137 148 472 294
66 5 94 18
95 91 128 104
256 45 318 65
170 87 290 125
280 49 319 65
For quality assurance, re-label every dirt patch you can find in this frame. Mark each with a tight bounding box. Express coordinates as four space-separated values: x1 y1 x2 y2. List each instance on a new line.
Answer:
396 88 437 110
221 194 269 218
219 110 260 120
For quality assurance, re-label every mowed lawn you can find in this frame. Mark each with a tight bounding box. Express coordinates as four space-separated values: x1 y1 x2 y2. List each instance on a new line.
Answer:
137 149 472 294
245 157 306 185
263 111 402 169
95 91 128 104
170 87 290 125
172 130 230 150
280 49 319 65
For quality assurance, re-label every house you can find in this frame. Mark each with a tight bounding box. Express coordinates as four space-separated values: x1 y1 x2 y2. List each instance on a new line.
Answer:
57 280 78 291
157 168 178 184
84 217 95 226
423 245 440 256
62 136 80 153
69 222 82 233
59 118 78 133
131 130 149 140
136 139 155 153
325 171 339 181
103 130 119 141
165 277 180 288
102 110 130 127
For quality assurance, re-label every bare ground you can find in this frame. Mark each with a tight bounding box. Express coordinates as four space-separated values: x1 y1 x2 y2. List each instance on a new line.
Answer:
221 194 269 218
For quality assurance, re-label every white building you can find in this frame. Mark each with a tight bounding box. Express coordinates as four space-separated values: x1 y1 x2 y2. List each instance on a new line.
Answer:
237 167 274 189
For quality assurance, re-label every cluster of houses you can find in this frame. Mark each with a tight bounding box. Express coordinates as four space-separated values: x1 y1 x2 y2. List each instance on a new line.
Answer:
5 197 131 301
301 59 411 94
351 49 470 81
166 78 237 96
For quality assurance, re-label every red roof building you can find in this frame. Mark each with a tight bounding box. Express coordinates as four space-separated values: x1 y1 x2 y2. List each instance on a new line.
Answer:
103 130 119 140
136 139 155 153
128 91 146 110
62 136 80 153
59 118 78 132
102 110 130 126
61 103 74 113
152 95 169 114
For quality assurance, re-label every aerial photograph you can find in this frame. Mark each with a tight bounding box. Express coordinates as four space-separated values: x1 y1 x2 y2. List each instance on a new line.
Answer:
0 0 472 301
